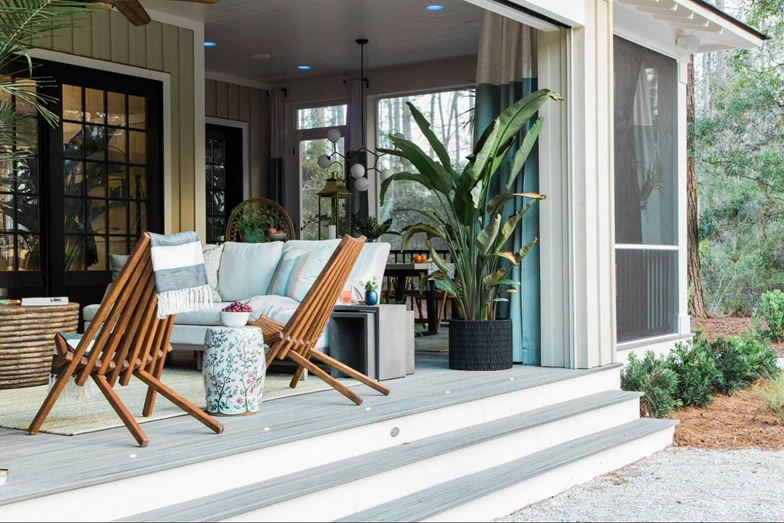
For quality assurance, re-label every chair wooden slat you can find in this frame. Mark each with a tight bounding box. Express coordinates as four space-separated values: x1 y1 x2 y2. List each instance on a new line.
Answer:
28 234 223 446
249 235 391 405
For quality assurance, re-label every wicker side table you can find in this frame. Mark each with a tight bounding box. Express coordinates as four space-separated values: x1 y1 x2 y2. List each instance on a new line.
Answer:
0 303 80 390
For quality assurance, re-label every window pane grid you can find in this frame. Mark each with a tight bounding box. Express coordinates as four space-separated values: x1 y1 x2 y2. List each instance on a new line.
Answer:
62 85 148 272
206 138 227 243
1 75 40 272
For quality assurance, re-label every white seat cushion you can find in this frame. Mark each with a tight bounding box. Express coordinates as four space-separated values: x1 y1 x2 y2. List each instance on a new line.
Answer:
218 241 284 302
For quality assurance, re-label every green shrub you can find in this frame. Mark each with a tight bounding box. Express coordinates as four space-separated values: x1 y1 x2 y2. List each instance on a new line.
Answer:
709 335 779 395
621 351 681 418
759 290 784 340
667 340 722 407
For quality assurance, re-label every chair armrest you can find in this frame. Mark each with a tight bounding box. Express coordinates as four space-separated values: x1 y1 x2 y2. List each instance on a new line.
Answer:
249 316 286 343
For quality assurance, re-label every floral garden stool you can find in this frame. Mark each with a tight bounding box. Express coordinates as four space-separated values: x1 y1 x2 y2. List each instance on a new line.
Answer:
203 326 267 416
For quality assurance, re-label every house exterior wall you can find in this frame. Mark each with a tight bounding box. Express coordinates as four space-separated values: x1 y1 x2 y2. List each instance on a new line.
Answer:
205 79 270 199
32 10 205 237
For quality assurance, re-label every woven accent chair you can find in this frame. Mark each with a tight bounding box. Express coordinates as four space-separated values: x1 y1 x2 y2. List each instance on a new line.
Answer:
250 235 391 406
28 234 224 447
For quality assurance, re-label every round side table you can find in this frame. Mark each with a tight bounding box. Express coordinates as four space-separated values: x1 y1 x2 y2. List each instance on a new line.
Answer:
203 326 267 416
0 302 80 390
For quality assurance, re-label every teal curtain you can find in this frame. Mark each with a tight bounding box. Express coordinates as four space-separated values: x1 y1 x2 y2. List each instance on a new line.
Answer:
474 13 540 365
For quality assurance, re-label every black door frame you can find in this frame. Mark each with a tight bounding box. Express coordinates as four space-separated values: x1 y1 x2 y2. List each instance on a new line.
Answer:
1 59 164 302
205 122 245 243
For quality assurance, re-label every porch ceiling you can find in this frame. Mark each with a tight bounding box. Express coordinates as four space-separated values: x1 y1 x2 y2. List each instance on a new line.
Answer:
616 0 767 52
146 0 485 83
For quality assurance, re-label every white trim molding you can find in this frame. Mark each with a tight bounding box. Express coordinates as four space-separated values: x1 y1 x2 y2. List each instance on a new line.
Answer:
28 48 175 235
568 0 617 368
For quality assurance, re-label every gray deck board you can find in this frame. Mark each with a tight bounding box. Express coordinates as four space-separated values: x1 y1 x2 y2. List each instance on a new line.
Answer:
0 353 613 506
337 418 678 522
121 390 642 522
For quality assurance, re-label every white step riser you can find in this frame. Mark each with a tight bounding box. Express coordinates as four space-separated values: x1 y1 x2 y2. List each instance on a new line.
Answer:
0 368 620 523
425 426 676 523
222 398 640 523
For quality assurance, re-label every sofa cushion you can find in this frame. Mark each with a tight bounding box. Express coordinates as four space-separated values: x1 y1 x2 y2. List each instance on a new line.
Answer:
218 241 284 302
202 244 223 302
268 247 331 302
282 239 340 255
347 242 391 302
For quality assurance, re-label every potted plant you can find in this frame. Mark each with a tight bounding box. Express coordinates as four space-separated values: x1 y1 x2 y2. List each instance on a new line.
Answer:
352 212 398 242
364 277 379 306
380 89 561 370
233 202 276 243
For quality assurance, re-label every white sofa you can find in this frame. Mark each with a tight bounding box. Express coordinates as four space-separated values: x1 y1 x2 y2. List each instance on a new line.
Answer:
83 239 391 355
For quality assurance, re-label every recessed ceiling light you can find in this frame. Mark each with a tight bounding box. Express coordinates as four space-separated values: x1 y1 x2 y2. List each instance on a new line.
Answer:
426 5 445 11
204 41 217 47
465 20 480 28
298 65 312 71
249 53 272 60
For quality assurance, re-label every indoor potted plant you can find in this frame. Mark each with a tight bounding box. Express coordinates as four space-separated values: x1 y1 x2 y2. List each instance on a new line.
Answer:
352 212 397 242
380 89 561 370
233 201 276 243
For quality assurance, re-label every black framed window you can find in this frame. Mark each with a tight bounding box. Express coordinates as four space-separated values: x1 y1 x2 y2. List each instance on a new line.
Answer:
61 84 149 272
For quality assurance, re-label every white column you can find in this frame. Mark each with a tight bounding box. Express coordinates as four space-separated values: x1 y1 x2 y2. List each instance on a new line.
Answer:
538 28 573 368
568 0 616 368
677 59 691 336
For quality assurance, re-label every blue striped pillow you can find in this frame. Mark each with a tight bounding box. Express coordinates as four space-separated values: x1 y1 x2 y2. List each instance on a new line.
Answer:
267 247 332 302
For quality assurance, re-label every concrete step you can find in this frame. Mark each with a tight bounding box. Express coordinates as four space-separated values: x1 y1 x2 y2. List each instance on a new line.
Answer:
339 418 677 522
121 390 644 522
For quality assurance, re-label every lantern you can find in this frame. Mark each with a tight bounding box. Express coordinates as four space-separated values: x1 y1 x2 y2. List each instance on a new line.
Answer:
317 162 353 240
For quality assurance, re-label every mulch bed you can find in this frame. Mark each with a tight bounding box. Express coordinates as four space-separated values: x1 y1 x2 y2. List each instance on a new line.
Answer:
673 383 784 451
691 316 784 357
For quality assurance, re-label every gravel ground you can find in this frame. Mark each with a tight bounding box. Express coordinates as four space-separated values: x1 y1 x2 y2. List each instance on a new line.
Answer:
496 447 784 522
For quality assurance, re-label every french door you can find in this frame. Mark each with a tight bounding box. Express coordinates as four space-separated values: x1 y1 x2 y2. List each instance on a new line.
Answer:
0 60 163 308
205 124 243 243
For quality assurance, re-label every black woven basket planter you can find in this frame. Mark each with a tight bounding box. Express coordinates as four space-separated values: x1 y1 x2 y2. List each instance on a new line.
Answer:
448 319 513 371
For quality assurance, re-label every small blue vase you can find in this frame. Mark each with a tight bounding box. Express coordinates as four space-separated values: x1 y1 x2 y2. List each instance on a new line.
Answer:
365 290 379 306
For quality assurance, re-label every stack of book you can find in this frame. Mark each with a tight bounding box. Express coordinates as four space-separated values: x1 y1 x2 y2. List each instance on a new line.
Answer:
20 297 69 307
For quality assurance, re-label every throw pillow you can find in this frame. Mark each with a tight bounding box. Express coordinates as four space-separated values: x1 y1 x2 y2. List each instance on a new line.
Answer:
109 254 129 281
202 243 224 302
267 247 331 302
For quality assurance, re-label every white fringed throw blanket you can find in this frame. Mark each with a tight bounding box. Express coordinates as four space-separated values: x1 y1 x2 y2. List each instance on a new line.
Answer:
148 231 213 318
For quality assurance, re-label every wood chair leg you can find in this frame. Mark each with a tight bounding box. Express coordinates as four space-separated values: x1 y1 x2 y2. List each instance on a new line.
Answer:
288 350 363 406
436 292 449 333
142 351 167 417
134 369 224 435
28 366 76 435
308 350 391 396
92 374 150 447
289 353 310 389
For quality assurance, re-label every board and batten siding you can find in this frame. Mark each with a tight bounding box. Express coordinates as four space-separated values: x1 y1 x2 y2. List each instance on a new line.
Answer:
33 11 198 234
205 79 270 198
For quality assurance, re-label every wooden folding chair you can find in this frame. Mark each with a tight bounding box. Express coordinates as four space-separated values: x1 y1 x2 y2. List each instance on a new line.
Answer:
28 234 224 447
250 235 391 406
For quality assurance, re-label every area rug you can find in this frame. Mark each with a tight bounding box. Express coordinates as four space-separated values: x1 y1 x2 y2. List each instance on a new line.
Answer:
415 330 449 353
0 368 357 436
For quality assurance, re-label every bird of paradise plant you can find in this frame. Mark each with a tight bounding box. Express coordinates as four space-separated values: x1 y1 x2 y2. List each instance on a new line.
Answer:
380 89 562 321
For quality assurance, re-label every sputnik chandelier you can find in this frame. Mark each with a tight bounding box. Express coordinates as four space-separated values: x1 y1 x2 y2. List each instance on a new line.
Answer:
317 39 412 192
